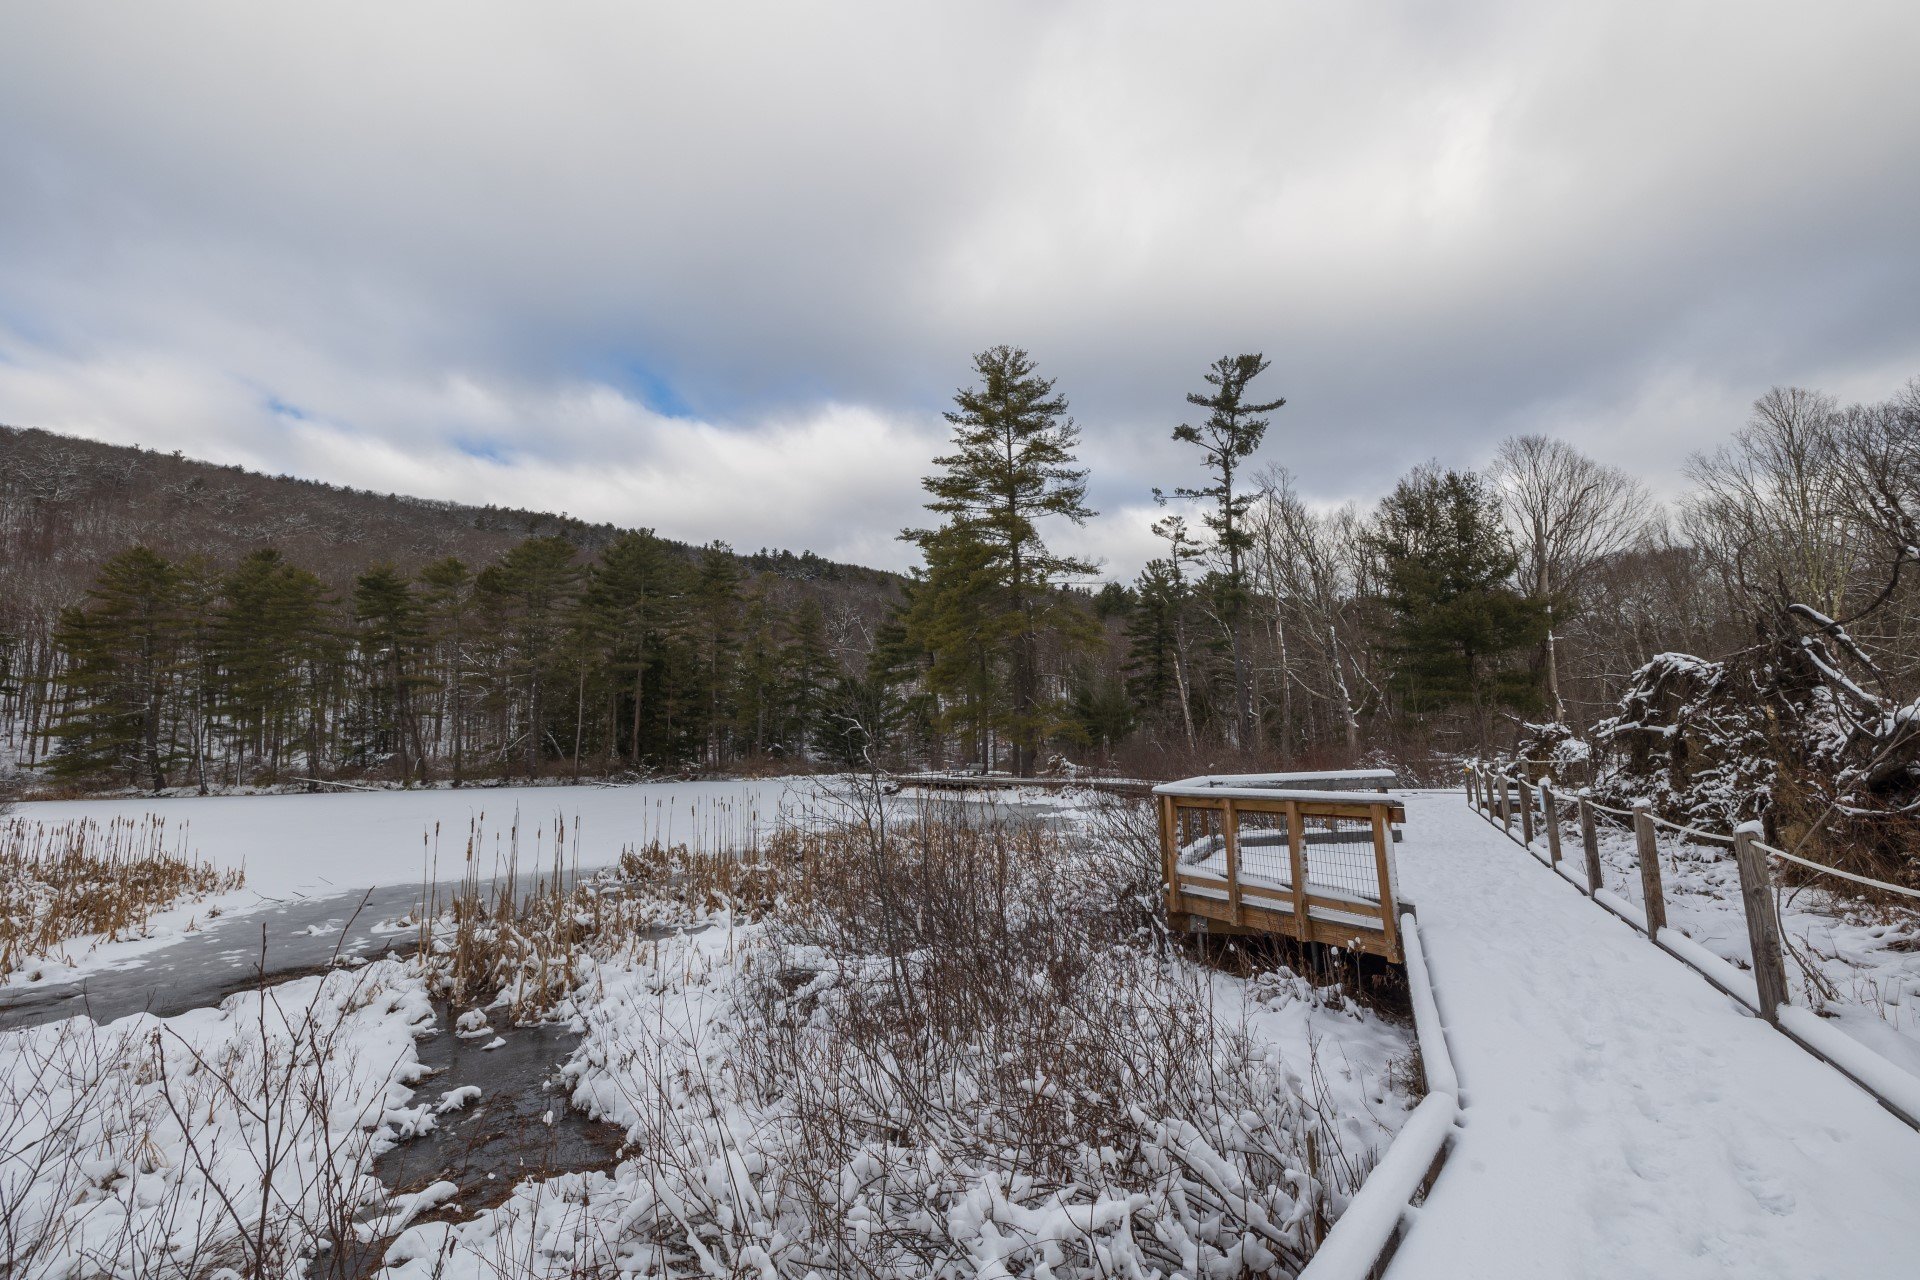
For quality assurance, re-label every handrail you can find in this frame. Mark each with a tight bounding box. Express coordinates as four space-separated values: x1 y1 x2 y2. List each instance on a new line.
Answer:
1159 776 1405 961
1175 768 1398 789
1153 781 1406 806
1468 762 1919 899
1757 837 1920 901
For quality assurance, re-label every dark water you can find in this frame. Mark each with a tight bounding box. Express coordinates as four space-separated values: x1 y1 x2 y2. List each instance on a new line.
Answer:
374 1006 623 1207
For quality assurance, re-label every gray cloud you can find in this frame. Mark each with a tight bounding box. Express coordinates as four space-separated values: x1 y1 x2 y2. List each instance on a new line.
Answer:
2 1 1917 574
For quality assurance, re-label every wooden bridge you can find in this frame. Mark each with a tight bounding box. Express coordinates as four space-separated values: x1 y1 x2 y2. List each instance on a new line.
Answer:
1154 770 1408 963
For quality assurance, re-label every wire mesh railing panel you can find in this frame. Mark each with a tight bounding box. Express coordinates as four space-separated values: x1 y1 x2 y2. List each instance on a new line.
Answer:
1233 808 1293 888
1299 814 1382 903
1175 806 1225 869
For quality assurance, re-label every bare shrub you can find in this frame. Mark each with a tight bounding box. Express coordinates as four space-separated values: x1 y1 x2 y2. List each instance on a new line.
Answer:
0 957 432 1280
559 801 1387 1278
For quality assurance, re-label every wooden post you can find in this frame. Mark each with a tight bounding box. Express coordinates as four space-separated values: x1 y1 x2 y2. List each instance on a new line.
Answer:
1160 796 1180 918
1732 825 1791 1024
1285 799 1311 942
1519 779 1535 846
1542 783 1563 866
1223 798 1243 926
1466 768 1478 810
1370 802 1401 962
1633 801 1666 935
1500 778 1512 831
1578 794 1602 897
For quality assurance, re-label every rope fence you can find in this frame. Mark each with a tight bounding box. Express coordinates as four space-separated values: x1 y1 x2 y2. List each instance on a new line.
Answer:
1461 762 1920 1130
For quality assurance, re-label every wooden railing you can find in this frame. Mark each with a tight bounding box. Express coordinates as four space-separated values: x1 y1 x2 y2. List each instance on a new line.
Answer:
1154 771 1408 962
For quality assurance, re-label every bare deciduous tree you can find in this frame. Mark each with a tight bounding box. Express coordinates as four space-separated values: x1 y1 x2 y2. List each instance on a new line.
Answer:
1488 435 1653 720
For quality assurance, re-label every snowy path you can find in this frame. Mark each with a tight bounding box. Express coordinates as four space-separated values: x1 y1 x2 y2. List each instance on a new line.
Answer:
1391 792 1920 1279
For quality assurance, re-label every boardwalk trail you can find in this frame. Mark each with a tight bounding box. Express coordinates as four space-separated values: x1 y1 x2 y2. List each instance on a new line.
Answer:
1392 793 1920 1278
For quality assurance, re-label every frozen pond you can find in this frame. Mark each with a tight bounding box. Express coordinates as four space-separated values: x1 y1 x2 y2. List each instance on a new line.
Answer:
0 776 1080 1029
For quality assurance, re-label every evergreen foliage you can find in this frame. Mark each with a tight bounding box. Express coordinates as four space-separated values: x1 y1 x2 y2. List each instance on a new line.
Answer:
1365 466 1547 730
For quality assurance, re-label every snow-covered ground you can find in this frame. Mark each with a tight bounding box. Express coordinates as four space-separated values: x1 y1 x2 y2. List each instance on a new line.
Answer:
0 959 434 1278
3 785 1419 1279
1395 792 1920 1278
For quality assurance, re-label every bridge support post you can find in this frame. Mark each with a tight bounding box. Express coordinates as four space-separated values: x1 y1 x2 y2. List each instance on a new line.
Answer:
1634 801 1667 935
1732 825 1791 1024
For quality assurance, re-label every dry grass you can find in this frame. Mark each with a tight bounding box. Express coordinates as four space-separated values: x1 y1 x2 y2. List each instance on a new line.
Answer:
0 814 243 975
411 814 782 1023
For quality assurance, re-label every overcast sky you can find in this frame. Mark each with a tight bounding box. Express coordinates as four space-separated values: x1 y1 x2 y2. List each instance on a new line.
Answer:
2 2 1917 576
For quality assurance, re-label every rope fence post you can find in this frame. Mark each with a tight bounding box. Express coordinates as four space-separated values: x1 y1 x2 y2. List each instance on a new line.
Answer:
1634 800 1667 935
1732 822 1790 1024
1542 782 1563 866
1500 778 1512 832
1518 778 1535 846
1578 794 1601 896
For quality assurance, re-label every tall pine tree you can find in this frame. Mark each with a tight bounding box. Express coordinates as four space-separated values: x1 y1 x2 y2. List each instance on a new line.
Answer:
1168 353 1285 749
904 346 1096 775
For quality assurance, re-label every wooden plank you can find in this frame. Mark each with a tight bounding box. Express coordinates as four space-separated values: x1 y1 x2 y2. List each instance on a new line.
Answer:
1542 784 1564 866
1579 794 1602 897
1159 795 1179 917
1500 779 1513 831
1223 798 1243 926
1285 798 1311 943
1634 801 1667 935
1225 796 1406 823
1518 779 1535 845
1370 802 1401 962
1732 826 1791 1024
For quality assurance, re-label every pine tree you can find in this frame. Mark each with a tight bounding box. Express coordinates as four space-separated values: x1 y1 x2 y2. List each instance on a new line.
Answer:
904 346 1097 774
779 595 836 757
213 548 335 783
353 562 429 780
48 547 187 790
1366 467 1547 736
476 537 583 776
1169 353 1285 748
584 530 682 769
896 523 1012 770
688 543 743 768
419 557 475 783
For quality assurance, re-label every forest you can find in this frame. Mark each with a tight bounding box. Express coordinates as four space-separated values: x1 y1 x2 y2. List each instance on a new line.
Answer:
4 361 1918 860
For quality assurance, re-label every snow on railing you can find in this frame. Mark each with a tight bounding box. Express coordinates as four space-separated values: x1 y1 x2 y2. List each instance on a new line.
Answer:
1297 910 1460 1279
1463 762 1920 1131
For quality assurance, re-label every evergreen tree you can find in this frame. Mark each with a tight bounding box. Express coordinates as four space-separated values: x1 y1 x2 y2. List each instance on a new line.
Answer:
904 345 1097 774
584 530 682 768
48 547 187 790
353 562 430 780
895 523 1010 770
1366 467 1547 735
1065 671 1134 760
733 589 782 756
419 557 475 782
779 595 836 756
476 537 583 775
214 548 335 782
688 543 743 768
1168 353 1285 748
